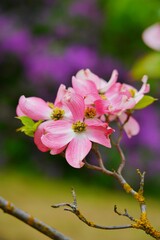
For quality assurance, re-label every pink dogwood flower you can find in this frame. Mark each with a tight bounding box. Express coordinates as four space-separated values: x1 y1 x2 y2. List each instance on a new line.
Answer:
72 69 118 104
71 69 150 138
41 92 113 168
16 95 54 121
94 73 149 138
16 84 74 152
16 68 153 168
74 68 118 93
16 84 72 121
95 75 149 116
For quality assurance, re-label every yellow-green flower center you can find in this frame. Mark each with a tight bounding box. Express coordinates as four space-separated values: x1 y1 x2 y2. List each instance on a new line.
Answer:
85 107 96 118
72 121 86 133
48 102 54 109
99 93 107 100
129 88 136 97
51 107 65 120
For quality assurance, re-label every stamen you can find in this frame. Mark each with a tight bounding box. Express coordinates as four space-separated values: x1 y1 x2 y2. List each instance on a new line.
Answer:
51 107 65 120
99 93 107 100
85 107 96 118
72 121 86 133
129 89 136 97
47 102 55 109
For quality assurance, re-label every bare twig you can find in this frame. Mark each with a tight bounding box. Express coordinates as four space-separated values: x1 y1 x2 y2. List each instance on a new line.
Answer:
0 196 71 240
137 169 146 195
114 205 136 222
116 143 126 174
52 189 133 231
84 144 114 176
112 114 131 174
84 160 113 176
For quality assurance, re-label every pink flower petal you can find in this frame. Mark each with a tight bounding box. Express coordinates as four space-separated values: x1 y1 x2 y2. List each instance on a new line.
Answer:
16 105 26 116
85 118 108 127
54 84 74 106
94 99 108 115
54 84 67 105
135 75 150 103
72 76 99 100
63 92 85 121
119 113 140 138
45 119 73 133
50 145 67 155
76 68 107 91
18 95 52 120
86 126 112 148
120 97 136 110
100 69 118 93
65 134 91 168
41 120 75 148
34 121 51 152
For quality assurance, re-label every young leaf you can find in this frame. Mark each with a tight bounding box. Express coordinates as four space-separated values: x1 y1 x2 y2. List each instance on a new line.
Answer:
16 116 42 137
134 95 157 110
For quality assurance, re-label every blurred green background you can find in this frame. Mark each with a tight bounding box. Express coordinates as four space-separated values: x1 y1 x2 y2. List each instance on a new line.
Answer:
0 0 160 239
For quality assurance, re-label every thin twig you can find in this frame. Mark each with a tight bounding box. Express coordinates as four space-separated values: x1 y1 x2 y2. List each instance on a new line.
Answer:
136 169 146 214
84 160 113 176
112 114 131 174
116 143 126 174
84 144 114 176
0 196 71 240
52 189 133 231
137 169 146 195
114 205 136 222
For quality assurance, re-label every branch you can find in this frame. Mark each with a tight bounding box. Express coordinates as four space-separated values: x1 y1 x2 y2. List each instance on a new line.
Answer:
52 189 133 231
84 144 114 176
112 114 131 174
0 196 71 240
116 143 126 174
84 145 160 239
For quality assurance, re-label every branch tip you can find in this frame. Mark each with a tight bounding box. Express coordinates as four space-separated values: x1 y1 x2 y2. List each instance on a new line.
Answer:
114 205 135 222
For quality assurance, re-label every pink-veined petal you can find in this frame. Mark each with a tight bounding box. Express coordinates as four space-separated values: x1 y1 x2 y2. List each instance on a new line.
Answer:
18 95 52 120
85 118 108 127
94 99 109 115
54 84 67 105
16 105 26 116
50 145 67 155
76 69 106 90
54 84 75 106
100 69 118 93
34 121 51 152
72 76 99 99
45 119 73 133
63 92 85 121
65 134 92 168
41 120 75 148
120 97 136 111
136 75 150 98
119 113 140 138
86 126 112 148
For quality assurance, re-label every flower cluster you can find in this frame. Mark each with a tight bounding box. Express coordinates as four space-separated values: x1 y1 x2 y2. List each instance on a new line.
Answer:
16 69 152 168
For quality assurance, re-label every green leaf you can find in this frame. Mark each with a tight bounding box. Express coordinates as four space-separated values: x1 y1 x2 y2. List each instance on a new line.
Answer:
134 95 157 110
16 116 35 127
16 116 42 137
